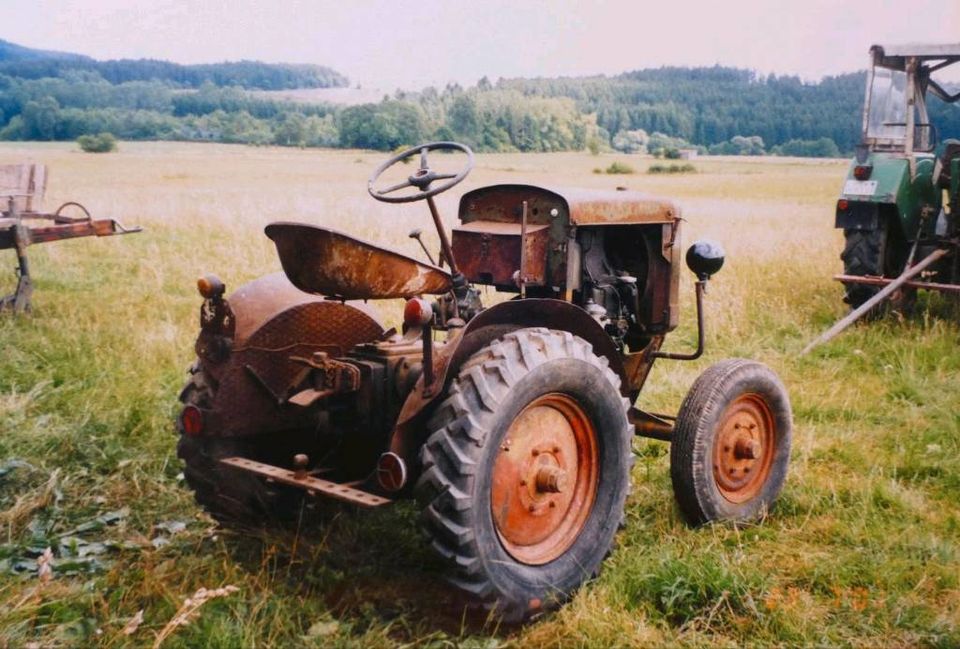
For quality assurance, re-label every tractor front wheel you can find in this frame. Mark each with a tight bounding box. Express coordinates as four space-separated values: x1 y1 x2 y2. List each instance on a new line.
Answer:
416 328 632 621
670 359 792 526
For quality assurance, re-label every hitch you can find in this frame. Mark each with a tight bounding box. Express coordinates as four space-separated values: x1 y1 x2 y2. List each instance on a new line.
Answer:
219 456 391 507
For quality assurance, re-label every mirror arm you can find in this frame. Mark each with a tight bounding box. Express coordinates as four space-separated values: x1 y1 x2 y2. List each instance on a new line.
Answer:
650 280 706 361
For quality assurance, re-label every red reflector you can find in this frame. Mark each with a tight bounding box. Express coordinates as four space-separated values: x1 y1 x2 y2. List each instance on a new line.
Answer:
853 165 872 180
403 297 433 327
376 452 408 491
180 405 204 436
837 199 849 211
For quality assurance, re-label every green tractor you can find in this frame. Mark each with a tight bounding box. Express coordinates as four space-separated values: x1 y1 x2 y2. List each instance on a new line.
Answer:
835 44 960 313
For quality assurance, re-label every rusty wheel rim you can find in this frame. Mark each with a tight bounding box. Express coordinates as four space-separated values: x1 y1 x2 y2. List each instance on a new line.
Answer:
490 393 599 565
713 393 776 504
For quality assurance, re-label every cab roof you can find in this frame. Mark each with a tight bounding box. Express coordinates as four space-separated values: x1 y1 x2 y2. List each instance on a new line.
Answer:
871 43 960 70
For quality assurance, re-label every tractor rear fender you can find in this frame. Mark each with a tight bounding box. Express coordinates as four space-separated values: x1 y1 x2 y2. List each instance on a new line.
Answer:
194 272 385 437
837 154 939 239
387 298 626 470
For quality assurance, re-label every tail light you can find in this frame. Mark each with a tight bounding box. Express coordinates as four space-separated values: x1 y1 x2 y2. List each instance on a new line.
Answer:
837 199 849 211
197 274 225 299
180 405 204 436
853 165 872 180
403 297 434 327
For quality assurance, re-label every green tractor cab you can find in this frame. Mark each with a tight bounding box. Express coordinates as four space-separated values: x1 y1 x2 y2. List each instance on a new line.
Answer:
834 43 960 313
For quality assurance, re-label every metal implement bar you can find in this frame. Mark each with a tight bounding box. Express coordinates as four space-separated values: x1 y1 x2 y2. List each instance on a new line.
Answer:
0 218 140 248
219 456 391 507
834 273 960 294
802 247 949 355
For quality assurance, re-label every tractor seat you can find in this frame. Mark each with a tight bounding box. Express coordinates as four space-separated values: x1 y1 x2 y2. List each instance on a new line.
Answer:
933 139 960 188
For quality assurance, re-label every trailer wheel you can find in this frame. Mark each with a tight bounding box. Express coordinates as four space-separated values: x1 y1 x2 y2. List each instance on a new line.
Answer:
670 359 791 526
841 221 914 314
416 328 632 621
176 361 304 524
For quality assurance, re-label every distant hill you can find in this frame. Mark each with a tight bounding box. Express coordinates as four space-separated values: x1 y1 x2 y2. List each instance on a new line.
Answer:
0 38 348 90
0 38 92 62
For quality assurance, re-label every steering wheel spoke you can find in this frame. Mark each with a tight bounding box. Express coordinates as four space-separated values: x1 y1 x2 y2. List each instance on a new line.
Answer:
381 179 414 195
368 141 474 204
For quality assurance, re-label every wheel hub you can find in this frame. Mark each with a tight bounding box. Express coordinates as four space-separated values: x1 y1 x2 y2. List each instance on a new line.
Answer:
490 394 598 565
713 393 775 503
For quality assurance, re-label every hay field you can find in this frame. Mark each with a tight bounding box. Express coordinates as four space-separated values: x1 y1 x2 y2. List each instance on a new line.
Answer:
0 141 957 648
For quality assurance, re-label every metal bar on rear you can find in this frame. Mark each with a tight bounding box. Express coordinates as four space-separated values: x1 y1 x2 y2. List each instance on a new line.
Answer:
219 456 392 507
802 247 949 355
833 273 960 294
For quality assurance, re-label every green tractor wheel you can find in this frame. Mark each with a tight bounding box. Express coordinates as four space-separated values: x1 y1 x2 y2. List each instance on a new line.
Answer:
840 219 914 314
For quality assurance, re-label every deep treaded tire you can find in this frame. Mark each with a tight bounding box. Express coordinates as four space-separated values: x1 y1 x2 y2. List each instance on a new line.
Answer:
416 328 632 621
841 221 912 313
670 359 792 526
176 361 302 524
841 227 886 309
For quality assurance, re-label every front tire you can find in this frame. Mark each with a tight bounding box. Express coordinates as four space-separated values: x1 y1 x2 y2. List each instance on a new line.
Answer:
670 359 792 526
416 328 632 621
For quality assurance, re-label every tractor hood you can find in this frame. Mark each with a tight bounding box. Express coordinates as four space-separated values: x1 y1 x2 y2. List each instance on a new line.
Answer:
458 184 679 226
265 222 452 300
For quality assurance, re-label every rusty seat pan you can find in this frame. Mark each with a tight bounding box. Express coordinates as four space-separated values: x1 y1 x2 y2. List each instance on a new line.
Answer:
265 222 452 300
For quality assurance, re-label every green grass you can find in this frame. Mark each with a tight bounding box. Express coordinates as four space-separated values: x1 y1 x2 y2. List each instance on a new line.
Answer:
0 142 958 647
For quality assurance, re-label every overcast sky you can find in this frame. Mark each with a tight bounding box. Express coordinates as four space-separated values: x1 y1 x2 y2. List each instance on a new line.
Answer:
4 0 960 90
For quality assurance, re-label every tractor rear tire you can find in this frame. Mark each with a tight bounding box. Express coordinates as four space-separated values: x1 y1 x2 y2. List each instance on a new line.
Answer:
416 328 632 621
670 359 791 526
176 361 304 525
841 221 914 314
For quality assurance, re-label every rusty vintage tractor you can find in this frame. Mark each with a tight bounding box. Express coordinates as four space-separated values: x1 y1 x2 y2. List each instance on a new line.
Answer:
176 142 792 619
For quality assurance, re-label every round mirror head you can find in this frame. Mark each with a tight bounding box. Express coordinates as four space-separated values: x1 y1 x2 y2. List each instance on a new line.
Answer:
686 239 725 280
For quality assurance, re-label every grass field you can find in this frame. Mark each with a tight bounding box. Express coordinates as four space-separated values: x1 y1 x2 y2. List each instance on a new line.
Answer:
0 141 957 648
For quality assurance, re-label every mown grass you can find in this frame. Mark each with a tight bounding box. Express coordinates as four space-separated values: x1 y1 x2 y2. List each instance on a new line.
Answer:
0 142 957 647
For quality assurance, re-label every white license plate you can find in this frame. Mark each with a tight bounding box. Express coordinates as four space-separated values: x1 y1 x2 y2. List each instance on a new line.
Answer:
843 179 877 196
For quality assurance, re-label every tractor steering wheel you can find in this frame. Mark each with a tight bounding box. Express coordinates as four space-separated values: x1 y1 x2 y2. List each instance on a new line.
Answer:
368 141 474 204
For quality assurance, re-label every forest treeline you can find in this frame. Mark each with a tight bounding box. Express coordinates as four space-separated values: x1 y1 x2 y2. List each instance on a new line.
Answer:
2 39 958 157
0 38 347 91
